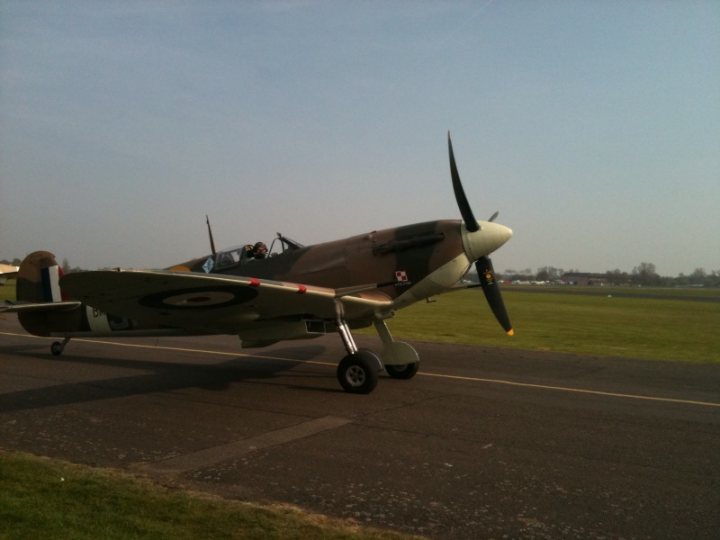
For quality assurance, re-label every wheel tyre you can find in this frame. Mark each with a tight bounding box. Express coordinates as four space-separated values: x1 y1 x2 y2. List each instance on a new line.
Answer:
385 362 420 380
337 351 380 394
50 342 63 356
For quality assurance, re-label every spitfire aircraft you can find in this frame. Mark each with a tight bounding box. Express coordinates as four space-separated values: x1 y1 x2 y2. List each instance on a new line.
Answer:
2 136 513 393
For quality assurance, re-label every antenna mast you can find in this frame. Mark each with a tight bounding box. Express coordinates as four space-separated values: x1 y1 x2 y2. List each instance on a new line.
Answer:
206 215 217 256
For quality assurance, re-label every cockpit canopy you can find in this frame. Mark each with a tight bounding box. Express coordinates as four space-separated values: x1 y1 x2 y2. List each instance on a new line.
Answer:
212 233 304 271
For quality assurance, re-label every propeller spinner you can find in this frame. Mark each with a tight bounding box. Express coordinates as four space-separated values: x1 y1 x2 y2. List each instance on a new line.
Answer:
448 134 514 335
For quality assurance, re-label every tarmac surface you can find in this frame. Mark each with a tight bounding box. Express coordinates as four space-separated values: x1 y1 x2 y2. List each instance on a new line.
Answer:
1 315 719 539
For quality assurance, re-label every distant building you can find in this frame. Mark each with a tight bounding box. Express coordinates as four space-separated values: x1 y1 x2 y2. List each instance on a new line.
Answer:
561 272 608 286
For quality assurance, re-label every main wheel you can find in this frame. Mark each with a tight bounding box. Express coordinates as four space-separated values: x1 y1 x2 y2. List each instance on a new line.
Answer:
385 362 420 380
337 351 380 394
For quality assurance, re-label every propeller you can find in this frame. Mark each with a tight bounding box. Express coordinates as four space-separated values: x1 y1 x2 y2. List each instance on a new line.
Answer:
448 133 514 336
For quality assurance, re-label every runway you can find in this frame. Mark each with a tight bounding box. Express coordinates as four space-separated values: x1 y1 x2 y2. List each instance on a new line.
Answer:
1 316 719 538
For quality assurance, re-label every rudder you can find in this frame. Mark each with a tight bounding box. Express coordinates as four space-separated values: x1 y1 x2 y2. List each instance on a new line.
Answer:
14 251 86 337
17 251 64 303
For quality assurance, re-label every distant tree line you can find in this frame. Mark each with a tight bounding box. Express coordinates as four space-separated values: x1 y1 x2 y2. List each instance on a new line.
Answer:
3 256 719 287
0 258 84 274
601 262 720 287
61 258 85 274
501 263 720 288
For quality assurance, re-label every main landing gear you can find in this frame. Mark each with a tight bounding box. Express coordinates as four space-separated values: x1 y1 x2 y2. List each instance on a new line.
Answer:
373 319 420 381
334 308 420 394
50 337 71 356
385 362 420 379
335 313 382 394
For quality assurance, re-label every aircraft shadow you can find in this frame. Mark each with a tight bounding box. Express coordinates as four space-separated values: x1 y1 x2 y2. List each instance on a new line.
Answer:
0 345 335 413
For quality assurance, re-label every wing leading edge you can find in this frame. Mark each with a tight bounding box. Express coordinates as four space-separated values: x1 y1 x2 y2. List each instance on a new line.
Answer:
0 301 81 313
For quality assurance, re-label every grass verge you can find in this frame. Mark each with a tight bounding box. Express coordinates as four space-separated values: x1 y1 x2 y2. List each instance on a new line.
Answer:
0 451 417 540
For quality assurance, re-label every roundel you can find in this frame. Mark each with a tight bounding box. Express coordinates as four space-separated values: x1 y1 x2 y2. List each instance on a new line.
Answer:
139 286 258 310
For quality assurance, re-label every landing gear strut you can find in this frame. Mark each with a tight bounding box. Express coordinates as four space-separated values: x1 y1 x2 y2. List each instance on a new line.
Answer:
50 337 71 356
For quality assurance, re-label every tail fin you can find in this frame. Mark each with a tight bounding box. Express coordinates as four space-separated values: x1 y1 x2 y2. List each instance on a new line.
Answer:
17 251 64 303
9 251 83 338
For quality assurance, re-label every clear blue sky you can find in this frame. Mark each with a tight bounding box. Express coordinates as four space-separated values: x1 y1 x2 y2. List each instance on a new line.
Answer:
1 1 718 276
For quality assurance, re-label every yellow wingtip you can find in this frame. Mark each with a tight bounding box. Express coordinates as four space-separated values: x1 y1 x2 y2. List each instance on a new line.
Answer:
506 329 514 336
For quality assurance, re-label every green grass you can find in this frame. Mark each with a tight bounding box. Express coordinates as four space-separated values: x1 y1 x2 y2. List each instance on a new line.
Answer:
378 289 720 363
0 280 15 302
0 451 417 540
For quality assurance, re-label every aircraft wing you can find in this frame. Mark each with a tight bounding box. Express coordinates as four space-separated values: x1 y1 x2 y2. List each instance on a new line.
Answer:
60 270 393 334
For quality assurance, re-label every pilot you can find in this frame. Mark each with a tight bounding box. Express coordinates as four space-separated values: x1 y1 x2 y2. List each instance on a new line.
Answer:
252 242 268 259
243 244 254 259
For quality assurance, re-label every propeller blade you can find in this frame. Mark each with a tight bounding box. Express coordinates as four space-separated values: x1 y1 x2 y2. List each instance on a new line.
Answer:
448 133 479 232
476 256 513 335
488 211 499 222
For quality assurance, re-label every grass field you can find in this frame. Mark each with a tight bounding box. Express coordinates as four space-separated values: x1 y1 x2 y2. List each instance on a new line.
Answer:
379 287 720 363
0 451 416 540
0 280 15 302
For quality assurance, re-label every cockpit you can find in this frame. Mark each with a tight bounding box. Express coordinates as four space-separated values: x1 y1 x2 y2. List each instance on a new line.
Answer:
211 233 304 271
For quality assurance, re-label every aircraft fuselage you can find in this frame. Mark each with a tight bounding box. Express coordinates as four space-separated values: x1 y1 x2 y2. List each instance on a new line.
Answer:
174 219 469 303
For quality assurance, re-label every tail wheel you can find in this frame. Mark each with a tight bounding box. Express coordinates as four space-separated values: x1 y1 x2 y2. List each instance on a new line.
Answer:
385 362 420 380
50 337 70 356
337 350 380 394
50 341 64 356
